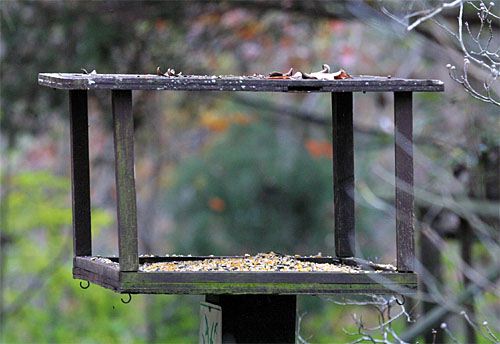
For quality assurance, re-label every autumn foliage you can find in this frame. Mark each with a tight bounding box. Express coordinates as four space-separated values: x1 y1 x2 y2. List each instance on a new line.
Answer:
305 139 333 159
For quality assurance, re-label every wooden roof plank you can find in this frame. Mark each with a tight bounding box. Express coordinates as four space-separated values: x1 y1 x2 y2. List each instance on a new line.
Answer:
38 73 444 92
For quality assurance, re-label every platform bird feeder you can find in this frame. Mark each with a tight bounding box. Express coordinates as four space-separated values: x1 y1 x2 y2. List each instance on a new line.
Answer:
39 72 443 342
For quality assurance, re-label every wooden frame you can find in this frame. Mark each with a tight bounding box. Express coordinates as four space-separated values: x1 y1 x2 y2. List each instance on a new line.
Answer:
41 73 444 295
73 256 418 295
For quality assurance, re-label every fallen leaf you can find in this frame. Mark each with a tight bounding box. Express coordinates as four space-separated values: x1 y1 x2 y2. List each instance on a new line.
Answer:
156 66 182 77
290 64 352 80
81 68 97 75
334 69 351 79
267 68 293 79
268 75 290 79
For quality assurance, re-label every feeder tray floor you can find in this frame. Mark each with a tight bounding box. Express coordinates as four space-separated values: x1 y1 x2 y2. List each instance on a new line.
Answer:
73 253 417 295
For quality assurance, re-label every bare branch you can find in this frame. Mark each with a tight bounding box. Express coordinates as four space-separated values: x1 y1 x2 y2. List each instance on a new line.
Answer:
407 0 463 31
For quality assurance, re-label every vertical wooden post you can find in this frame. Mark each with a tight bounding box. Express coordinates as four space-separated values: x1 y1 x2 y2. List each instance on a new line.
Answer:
394 92 415 272
205 295 296 343
112 90 139 272
69 90 91 256
332 92 355 257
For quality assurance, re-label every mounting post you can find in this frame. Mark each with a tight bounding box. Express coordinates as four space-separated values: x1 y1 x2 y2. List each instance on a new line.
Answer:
205 294 296 343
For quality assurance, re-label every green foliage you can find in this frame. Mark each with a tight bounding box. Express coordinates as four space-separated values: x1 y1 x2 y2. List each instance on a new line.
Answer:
4 171 110 236
167 122 333 255
0 170 197 343
2 170 117 341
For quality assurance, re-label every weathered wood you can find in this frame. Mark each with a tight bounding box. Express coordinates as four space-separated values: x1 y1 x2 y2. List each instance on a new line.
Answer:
205 295 296 343
42 70 438 298
394 92 415 272
69 90 92 256
72 256 417 295
72 256 417 294
73 268 120 291
112 90 139 272
73 257 120 291
74 256 120 279
117 283 416 295
332 92 355 257
121 270 412 284
38 73 445 92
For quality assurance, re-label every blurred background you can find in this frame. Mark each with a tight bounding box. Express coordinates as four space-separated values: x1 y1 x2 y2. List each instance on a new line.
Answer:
1 1 498 343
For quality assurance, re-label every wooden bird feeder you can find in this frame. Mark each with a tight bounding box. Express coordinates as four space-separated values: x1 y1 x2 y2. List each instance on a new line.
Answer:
39 73 443 342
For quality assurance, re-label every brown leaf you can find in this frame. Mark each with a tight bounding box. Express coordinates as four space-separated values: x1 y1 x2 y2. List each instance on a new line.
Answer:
268 75 291 79
267 68 293 79
334 69 351 79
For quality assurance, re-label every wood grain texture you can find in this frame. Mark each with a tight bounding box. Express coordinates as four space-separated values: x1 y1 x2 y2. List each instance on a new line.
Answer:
394 92 415 272
112 90 139 272
69 90 92 256
39 73 444 92
332 92 355 257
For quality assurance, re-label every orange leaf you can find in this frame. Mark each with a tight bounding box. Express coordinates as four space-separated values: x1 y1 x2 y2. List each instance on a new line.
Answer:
208 197 226 212
305 140 333 158
334 69 351 79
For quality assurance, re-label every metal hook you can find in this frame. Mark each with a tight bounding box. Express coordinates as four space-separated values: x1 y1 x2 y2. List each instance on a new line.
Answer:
121 293 132 304
395 294 406 305
79 280 90 289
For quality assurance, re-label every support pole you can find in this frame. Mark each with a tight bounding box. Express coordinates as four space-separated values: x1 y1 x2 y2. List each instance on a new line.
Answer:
394 92 414 272
205 295 296 343
332 92 355 257
69 90 91 256
112 90 139 272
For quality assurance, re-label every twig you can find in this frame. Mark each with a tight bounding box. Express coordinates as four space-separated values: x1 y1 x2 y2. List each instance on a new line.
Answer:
407 0 463 31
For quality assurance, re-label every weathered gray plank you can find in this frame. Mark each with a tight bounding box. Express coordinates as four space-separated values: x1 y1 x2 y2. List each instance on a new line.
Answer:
332 92 355 257
120 270 418 294
394 92 415 272
74 257 120 280
73 268 120 291
38 73 444 92
119 271 416 285
69 90 92 256
112 90 139 272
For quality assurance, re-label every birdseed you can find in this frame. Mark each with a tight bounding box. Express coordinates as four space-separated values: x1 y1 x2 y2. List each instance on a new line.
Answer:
90 253 396 273
141 252 365 273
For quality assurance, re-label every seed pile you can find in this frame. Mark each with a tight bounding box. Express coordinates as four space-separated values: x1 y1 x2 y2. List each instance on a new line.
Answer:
90 256 119 268
140 252 363 273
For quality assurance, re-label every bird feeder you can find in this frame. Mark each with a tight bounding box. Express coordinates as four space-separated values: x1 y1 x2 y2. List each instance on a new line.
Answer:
39 72 443 342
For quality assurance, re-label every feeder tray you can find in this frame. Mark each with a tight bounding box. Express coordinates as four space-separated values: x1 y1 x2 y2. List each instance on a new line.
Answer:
38 73 444 296
73 254 416 295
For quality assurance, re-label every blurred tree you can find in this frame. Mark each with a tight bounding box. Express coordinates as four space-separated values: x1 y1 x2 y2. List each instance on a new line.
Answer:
167 122 333 256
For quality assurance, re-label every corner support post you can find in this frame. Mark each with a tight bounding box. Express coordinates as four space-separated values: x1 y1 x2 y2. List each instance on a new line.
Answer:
69 90 92 256
332 92 355 257
394 91 415 272
112 90 139 272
